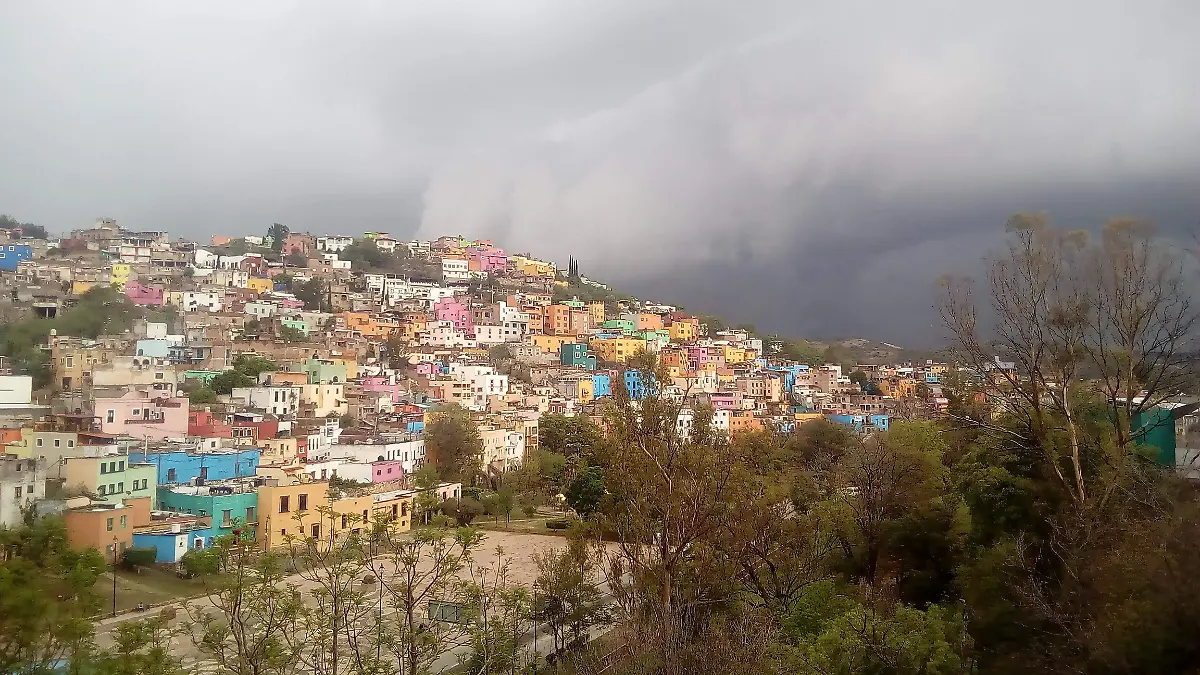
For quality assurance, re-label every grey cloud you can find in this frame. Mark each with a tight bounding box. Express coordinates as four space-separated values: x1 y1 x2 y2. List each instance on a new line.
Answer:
2 1 1199 343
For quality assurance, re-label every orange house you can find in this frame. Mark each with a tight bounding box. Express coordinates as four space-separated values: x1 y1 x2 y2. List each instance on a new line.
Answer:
636 313 664 331
728 411 764 436
63 496 151 557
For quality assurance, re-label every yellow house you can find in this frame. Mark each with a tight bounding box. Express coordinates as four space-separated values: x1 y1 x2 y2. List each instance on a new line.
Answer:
531 334 572 354
577 378 595 403
257 480 332 550
587 302 605 326
109 263 131 290
669 321 697 343
589 337 647 364
247 277 274 294
260 437 300 465
71 280 99 295
723 345 753 364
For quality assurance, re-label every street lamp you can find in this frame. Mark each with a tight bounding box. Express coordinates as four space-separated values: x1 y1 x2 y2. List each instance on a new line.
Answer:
111 535 119 617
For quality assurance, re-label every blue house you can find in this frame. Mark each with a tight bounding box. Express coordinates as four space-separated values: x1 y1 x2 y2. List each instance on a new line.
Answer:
622 370 656 400
133 523 216 563
0 244 33 271
825 414 889 433
130 448 260 486
592 374 612 398
135 339 171 358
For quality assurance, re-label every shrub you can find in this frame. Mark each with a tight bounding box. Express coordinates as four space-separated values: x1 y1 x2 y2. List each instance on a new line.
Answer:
121 547 158 569
546 518 571 530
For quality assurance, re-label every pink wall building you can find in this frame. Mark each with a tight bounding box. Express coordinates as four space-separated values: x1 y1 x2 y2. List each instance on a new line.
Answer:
434 297 473 331
414 362 441 376
125 280 165 306
95 392 190 440
370 460 405 483
469 248 508 274
360 376 404 400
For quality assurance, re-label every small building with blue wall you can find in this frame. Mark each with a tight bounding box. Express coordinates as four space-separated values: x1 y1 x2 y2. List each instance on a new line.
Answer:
130 448 260 486
623 370 656 400
133 522 217 563
0 244 33 271
826 414 890 433
135 339 172 358
592 374 612 398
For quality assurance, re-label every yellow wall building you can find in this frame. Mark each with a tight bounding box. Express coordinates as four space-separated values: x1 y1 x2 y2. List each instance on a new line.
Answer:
246 277 274 294
109 263 131 290
589 337 647 364
531 334 572 354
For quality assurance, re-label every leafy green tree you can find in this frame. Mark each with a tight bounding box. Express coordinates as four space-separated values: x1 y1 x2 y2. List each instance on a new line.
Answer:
565 466 605 519
532 532 612 653
495 485 517 528
425 405 484 485
232 354 278 378
780 581 975 675
208 370 255 396
537 414 600 458
266 222 289 254
294 277 330 312
285 250 308 268
0 516 106 674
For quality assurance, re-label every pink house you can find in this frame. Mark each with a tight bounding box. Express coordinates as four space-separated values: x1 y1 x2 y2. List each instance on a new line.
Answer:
280 296 305 309
95 392 190 440
124 280 165 306
433 297 473 331
414 362 441 376
360 375 404 400
469 248 508 274
370 460 405 483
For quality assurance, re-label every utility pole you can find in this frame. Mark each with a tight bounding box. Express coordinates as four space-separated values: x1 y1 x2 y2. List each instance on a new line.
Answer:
111 535 118 617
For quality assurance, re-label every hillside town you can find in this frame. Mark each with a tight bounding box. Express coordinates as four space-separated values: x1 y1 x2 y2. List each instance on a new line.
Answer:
0 218 960 559
2 215 1198 675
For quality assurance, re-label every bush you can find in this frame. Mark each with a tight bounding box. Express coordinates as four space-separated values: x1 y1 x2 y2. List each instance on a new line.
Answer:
121 547 158 569
546 519 571 530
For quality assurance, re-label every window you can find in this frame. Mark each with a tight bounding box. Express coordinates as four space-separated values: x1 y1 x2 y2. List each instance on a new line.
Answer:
106 518 114 532
118 482 124 493
119 461 125 471
279 495 290 513
13 486 21 498
391 504 398 519
155 372 164 379
120 515 127 528
98 485 106 496
298 494 308 511
341 514 348 528
222 510 232 526
246 506 256 523
36 438 43 447
54 439 61 448
106 410 115 423
108 483 115 493
310 523 320 539
167 468 176 482
67 439 74 447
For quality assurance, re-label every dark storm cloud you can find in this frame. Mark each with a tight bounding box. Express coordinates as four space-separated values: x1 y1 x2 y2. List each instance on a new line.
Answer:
2 1 1199 343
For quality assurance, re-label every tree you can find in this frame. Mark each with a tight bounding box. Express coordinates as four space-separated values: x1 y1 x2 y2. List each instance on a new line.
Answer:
294 277 331 312
267 223 289 254
495 485 517 528
564 466 604 519
285 250 308 268
424 405 484 485
0 214 47 239
537 414 600 458
596 354 744 670
532 533 612 654
0 516 106 674
208 370 255 396
377 526 483 675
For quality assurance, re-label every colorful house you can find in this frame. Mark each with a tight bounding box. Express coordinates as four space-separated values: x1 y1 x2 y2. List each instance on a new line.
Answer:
0 244 33 271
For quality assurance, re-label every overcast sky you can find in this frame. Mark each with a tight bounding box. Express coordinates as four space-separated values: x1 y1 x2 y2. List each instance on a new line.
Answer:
3 1 1199 344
